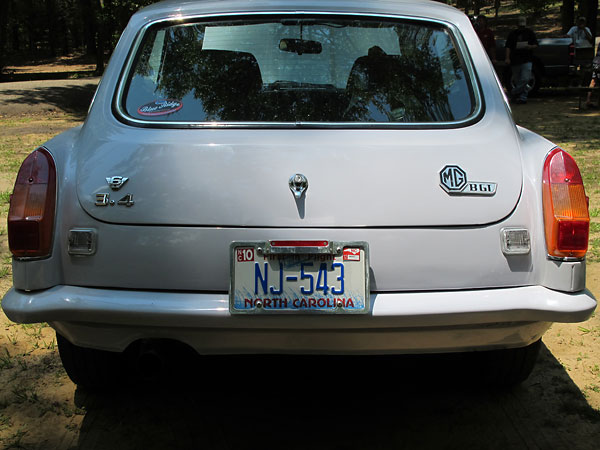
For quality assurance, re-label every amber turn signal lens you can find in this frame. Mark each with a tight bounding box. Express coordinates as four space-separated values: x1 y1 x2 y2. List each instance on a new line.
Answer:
542 148 589 259
8 148 56 258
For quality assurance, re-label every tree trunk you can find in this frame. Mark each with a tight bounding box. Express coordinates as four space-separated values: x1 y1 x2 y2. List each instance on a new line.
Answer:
583 0 598 39
0 0 8 71
25 0 36 54
46 0 57 57
561 0 575 34
103 0 114 57
80 0 96 55
456 0 470 17
94 0 105 74
11 24 20 52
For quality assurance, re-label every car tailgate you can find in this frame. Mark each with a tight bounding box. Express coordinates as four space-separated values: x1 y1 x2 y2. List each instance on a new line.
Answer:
75 126 522 227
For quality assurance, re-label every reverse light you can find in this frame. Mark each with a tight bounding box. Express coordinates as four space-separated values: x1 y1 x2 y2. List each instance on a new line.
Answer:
542 148 589 259
501 228 531 255
8 148 57 258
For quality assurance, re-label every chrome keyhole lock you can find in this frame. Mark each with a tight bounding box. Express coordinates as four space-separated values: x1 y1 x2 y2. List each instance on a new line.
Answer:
289 173 308 199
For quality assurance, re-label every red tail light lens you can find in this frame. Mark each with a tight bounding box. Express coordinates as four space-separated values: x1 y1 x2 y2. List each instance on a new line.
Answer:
8 148 57 258
569 43 575 61
542 148 589 259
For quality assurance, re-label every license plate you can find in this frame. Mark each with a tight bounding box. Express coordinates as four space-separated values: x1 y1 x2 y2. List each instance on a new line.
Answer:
230 241 369 314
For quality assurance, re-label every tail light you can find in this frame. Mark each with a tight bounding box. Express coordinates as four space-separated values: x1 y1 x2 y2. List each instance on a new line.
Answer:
8 148 57 258
542 148 589 259
569 43 575 65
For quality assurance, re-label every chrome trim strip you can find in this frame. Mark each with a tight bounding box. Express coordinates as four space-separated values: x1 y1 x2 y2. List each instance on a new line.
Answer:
546 255 586 262
113 11 483 129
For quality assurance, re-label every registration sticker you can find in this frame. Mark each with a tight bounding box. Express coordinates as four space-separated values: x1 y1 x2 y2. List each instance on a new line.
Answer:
343 248 361 261
236 248 254 262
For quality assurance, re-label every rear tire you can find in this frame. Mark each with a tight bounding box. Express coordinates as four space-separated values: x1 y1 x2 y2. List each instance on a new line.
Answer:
476 339 542 386
57 333 127 389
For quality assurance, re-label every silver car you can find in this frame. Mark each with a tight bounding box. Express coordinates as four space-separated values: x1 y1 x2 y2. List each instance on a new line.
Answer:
2 0 596 388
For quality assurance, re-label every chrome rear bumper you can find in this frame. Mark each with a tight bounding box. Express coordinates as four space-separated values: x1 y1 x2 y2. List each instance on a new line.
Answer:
2 285 595 353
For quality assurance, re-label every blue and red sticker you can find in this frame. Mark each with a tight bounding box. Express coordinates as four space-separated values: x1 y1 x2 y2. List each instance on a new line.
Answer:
138 99 183 116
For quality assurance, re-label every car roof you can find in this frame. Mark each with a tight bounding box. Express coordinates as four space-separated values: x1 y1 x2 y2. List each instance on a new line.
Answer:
134 0 466 25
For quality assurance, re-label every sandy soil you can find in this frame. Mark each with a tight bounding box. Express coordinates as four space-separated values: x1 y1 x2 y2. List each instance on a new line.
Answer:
0 81 598 449
2 54 96 75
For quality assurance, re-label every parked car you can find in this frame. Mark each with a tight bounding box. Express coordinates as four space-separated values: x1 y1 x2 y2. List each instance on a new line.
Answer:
2 0 596 388
495 37 592 94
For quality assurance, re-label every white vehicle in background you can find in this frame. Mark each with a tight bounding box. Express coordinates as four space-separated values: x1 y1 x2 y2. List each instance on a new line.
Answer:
2 0 596 388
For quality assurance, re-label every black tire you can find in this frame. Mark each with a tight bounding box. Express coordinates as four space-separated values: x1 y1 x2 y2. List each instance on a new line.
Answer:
476 339 542 386
57 333 127 389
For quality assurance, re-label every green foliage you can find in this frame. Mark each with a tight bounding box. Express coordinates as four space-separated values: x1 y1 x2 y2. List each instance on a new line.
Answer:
515 0 550 18
0 191 11 204
0 0 160 71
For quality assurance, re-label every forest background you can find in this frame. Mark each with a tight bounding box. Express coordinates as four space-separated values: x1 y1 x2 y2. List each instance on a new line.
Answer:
0 0 599 77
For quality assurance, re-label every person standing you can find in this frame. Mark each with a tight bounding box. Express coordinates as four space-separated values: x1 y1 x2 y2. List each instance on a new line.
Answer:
567 17 594 50
505 16 538 104
566 17 594 71
475 15 497 64
585 42 600 108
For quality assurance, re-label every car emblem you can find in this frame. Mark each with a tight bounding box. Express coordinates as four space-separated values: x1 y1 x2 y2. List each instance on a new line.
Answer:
440 165 497 196
289 174 308 199
106 176 129 190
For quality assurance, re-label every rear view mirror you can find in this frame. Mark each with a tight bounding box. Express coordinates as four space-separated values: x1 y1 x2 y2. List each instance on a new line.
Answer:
279 38 322 55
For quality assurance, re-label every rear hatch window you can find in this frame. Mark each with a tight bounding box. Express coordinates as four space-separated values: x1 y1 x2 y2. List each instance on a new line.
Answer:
118 16 478 125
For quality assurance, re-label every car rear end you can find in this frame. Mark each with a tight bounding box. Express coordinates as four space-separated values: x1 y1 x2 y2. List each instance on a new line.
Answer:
2 0 596 387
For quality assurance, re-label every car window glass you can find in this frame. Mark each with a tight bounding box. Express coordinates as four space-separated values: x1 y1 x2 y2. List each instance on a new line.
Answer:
122 17 476 124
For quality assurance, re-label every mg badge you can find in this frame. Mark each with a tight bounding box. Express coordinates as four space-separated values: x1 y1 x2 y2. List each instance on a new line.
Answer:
440 165 467 193
106 176 129 190
440 165 497 196
289 174 308 199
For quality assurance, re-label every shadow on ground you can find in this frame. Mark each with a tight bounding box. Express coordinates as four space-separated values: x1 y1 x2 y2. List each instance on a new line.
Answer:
0 83 98 118
54 344 600 450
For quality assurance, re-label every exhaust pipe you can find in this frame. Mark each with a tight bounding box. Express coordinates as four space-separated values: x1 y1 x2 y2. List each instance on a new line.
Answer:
134 343 167 381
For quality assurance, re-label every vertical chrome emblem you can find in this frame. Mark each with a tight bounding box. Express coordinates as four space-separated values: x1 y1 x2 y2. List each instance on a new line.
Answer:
289 174 308 199
106 176 129 190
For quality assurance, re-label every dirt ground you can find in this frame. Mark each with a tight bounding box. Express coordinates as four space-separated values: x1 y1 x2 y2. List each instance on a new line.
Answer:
0 81 599 449
3 54 96 76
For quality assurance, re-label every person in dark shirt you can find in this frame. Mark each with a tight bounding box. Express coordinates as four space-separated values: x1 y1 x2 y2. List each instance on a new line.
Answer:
586 42 600 108
505 16 538 104
475 15 496 63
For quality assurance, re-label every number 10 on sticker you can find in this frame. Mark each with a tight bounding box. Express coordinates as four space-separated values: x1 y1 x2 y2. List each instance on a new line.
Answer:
237 248 254 262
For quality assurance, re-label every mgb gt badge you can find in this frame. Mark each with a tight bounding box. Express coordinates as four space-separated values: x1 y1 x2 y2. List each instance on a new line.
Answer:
439 165 497 196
